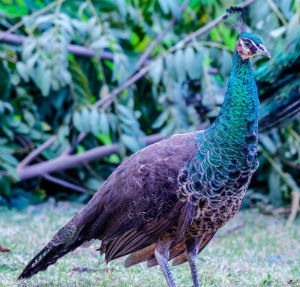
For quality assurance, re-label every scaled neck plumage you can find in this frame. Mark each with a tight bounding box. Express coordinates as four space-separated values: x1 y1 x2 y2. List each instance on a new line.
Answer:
210 50 259 145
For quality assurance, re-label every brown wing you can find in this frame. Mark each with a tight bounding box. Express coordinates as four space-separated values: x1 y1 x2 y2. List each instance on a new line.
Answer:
19 132 200 279
73 132 198 261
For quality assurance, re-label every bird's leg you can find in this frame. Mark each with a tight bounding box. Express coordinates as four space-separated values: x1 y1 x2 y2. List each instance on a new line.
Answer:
154 239 176 287
186 236 202 287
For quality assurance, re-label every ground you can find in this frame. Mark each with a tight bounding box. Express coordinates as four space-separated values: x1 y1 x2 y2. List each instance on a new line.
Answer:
0 201 299 287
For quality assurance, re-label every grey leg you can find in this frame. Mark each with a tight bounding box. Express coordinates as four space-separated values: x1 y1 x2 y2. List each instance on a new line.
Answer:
186 237 202 287
154 239 177 287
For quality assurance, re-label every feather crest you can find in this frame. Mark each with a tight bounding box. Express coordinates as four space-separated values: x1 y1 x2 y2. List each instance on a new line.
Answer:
223 6 248 34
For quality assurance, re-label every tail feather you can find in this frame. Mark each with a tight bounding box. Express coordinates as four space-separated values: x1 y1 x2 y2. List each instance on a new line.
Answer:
18 222 83 280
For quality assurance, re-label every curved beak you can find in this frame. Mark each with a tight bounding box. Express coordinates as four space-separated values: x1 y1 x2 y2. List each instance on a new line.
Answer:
258 44 271 59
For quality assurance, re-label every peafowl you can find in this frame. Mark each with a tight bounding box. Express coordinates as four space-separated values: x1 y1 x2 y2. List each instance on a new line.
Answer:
18 7 271 287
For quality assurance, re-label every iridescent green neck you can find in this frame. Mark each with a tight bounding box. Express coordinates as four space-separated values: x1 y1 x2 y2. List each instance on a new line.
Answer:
211 51 259 143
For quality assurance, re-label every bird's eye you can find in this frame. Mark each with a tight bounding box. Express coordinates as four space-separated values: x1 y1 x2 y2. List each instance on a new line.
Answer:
244 40 251 47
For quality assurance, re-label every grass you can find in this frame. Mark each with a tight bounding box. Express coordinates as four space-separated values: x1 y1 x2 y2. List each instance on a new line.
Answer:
0 201 299 287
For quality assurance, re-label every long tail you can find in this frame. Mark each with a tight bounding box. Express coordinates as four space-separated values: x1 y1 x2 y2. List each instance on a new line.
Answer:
18 221 84 280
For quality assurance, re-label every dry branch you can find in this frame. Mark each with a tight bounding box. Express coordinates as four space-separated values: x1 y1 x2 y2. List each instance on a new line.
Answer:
42 174 90 193
17 134 164 180
18 136 56 168
136 0 191 69
170 0 255 52
0 31 114 60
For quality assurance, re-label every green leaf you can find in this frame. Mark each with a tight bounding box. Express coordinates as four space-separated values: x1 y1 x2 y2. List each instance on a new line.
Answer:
0 175 11 197
268 169 283 207
117 104 132 118
220 50 232 77
76 145 85 154
90 38 109 50
90 108 100 136
8 117 20 128
73 111 84 133
166 0 180 18
86 178 102 190
121 134 141 152
185 47 202 80
99 112 109 134
23 110 35 127
260 134 276 154
161 121 176 136
149 58 163 85
16 62 29 82
0 153 18 166
157 0 169 14
15 122 30 134
152 110 169 129
1 163 19 181
108 113 118 134
97 133 112 145
80 108 91 133
40 69 51 96
2 126 13 140
165 53 176 79
174 50 185 83
29 129 43 140
0 138 8 145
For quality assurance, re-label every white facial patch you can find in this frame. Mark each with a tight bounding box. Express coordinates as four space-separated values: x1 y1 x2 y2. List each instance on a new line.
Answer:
239 38 260 60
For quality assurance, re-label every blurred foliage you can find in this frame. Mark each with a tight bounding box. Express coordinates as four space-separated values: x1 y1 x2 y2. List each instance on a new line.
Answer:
0 0 299 209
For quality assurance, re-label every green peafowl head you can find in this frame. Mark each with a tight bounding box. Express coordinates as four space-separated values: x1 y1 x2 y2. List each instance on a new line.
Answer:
235 32 271 61
224 7 271 61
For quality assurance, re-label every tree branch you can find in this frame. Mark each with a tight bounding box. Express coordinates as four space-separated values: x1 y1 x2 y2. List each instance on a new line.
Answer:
17 134 164 180
169 0 256 53
42 174 90 193
18 136 56 168
96 65 150 109
266 0 288 25
136 0 191 69
0 0 66 42
0 31 114 60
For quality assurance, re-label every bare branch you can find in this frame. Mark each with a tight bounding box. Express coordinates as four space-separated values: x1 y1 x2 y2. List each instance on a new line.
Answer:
68 44 114 60
136 0 191 69
18 136 56 169
0 31 114 60
170 0 255 53
266 0 288 25
95 65 150 109
17 134 164 181
0 0 66 42
42 174 90 193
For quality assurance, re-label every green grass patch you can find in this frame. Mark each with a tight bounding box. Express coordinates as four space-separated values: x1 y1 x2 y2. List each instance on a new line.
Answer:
0 201 299 287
